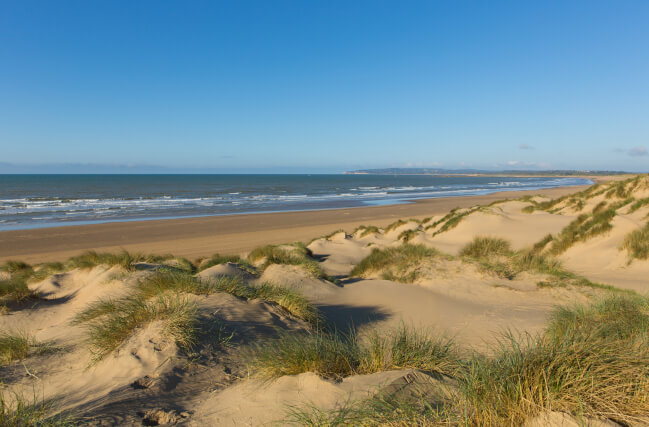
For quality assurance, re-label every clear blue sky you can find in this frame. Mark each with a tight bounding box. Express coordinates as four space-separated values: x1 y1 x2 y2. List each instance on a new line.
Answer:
1 1 648 173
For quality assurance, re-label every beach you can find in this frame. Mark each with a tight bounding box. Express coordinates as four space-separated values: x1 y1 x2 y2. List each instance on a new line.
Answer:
3 175 649 425
0 184 590 263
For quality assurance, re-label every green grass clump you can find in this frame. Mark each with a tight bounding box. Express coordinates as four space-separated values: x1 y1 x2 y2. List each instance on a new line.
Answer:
459 236 512 258
354 225 380 238
462 294 649 425
426 207 480 236
74 272 320 359
0 260 33 275
628 197 649 214
0 332 32 365
0 276 40 312
1 390 75 427
351 244 446 283
75 294 198 361
384 220 407 233
398 228 419 243
621 222 649 261
290 294 649 425
65 250 173 271
197 253 257 274
459 237 609 290
249 325 458 380
203 276 319 326
247 243 328 279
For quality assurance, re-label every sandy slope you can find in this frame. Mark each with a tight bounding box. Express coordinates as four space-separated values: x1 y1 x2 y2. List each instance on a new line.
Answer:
1 176 647 425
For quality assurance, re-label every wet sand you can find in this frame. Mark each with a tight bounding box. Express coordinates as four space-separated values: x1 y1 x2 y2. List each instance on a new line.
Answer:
0 186 589 263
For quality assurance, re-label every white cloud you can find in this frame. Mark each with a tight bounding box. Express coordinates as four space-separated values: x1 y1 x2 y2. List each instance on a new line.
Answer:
518 144 534 150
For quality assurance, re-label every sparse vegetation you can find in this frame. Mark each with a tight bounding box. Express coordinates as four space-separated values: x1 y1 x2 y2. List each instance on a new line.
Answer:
0 332 33 365
75 294 198 361
289 294 649 425
0 276 40 312
65 250 172 271
621 222 649 261
459 236 512 259
0 390 75 427
73 269 320 360
247 243 328 279
197 253 256 274
425 207 480 236
398 228 419 242
354 225 380 237
351 244 447 283
384 219 407 233
249 324 459 380
628 197 649 214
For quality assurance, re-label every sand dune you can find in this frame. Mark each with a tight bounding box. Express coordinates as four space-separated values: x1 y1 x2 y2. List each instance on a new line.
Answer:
1 176 648 425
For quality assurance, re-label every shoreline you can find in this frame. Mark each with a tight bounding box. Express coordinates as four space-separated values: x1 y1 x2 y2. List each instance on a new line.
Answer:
0 184 593 263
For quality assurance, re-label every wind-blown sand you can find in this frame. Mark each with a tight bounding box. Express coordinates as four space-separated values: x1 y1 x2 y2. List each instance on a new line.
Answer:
2 175 648 425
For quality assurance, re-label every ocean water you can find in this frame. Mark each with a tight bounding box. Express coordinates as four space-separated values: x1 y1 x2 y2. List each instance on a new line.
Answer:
0 174 592 231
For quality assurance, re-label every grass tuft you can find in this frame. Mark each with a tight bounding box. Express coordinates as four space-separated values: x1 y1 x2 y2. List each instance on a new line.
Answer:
249 324 459 380
247 243 328 279
197 253 257 274
621 222 649 261
0 390 75 427
459 236 512 258
77 294 197 361
354 225 380 238
351 244 446 283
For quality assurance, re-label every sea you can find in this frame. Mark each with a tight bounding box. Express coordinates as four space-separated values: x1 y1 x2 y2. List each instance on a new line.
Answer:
0 174 592 231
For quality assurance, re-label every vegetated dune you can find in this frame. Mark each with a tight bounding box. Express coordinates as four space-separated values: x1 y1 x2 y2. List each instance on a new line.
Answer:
1 175 649 426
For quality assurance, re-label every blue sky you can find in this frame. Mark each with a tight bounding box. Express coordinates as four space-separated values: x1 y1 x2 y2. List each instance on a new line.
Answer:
1 1 648 173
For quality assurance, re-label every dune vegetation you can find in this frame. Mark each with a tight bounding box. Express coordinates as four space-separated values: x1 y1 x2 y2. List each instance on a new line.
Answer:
247 243 330 279
350 244 449 283
621 222 649 261
248 324 459 380
285 294 649 425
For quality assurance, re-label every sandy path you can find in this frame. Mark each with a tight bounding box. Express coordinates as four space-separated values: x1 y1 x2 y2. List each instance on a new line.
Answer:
0 186 588 263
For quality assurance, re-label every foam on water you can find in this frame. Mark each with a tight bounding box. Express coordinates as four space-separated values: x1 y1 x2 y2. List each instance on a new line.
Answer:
0 174 591 230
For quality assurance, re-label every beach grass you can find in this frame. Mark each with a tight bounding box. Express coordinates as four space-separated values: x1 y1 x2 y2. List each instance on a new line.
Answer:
354 225 380 238
249 324 459 380
621 222 649 261
286 294 649 425
247 243 329 279
398 228 419 242
77 294 198 361
350 244 447 283
0 390 75 427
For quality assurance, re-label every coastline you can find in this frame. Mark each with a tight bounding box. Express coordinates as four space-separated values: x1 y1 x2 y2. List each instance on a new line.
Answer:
0 184 592 263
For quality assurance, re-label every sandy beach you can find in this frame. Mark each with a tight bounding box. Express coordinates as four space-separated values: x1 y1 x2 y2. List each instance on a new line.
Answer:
0 185 590 263
3 175 649 425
